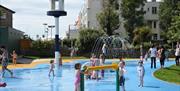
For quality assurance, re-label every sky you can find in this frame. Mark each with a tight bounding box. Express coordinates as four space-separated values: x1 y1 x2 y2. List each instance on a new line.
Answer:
0 0 161 40
1 0 84 39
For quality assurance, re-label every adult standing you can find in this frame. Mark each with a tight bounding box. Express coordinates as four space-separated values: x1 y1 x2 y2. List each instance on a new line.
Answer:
148 45 157 69
102 44 107 57
159 46 166 68
0 46 13 77
175 45 180 66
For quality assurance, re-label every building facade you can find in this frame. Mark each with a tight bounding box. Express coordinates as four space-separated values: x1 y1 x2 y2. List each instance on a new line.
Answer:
78 0 103 29
77 0 162 40
0 5 24 52
66 24 79 39
144 1 161 40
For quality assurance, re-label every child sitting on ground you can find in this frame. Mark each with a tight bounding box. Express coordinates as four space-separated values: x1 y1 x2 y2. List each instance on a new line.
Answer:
74 63 81 91
137 61 145 87
48 60 55 77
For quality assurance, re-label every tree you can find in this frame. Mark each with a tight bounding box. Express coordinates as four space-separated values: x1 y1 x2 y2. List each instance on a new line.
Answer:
121 0 146 42
133 26 152 45
133 26 152 57
77 28 105 54
159 0 180 31
166 15 180 45
97 0 120 36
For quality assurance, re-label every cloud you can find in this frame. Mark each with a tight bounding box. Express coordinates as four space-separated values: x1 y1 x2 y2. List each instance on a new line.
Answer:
1 0 83 39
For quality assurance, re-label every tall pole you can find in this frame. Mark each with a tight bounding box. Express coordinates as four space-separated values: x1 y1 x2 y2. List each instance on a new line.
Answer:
48 25 55 39
43 23 48 40
47 0 67 77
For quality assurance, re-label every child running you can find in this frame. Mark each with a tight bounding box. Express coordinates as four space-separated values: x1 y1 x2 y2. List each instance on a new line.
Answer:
137 61 145 87
118 59 126 91
74 63 81 91
48 60 55 77
0 46 13 78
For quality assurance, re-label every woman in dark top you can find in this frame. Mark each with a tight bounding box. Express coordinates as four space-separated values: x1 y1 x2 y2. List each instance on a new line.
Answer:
159 46 166 68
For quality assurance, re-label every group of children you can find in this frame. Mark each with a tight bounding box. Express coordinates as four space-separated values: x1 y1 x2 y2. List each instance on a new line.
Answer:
118 57 145 91
73 55 145 91
89 54 105 80
0 46 18 87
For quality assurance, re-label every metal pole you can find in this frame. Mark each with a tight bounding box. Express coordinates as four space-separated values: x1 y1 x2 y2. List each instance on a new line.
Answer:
55 17 61 76
116 69 120 91
47 0 67 77
80 72 84 91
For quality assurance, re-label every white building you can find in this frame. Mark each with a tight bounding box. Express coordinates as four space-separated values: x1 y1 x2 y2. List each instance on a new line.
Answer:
79 0 103 29
144 0 161 40
66 24 79 39
77 0 162 40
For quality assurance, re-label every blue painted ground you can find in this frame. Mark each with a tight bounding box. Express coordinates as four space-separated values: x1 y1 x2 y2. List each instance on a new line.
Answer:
0 59 179 91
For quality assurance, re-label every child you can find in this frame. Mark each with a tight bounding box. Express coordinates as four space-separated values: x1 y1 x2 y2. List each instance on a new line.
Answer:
137 61 145 87
48 60 55 77
74 63 81 91
118 61 126 91
0 46 13 78
11 50 17 65
91 57 100 80
99 54 105 78
95 58 100 80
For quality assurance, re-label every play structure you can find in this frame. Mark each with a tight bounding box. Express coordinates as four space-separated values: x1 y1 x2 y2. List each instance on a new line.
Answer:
80 64 120 91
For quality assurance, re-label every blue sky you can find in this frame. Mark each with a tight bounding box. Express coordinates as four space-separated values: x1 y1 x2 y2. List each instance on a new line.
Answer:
1 0 84 39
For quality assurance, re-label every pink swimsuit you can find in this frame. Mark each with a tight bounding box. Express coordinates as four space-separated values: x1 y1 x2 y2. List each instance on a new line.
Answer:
75 70 80 85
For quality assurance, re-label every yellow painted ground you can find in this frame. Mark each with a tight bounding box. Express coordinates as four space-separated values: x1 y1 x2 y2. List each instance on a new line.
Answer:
0 58 75 69
0 58 175 69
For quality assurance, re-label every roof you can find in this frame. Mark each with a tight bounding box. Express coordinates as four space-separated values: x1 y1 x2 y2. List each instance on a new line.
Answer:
0 5 15 13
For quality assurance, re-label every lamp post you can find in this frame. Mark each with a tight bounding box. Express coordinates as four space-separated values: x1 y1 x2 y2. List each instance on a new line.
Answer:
47 0 67 77
48 25 55 39
43 23 48 40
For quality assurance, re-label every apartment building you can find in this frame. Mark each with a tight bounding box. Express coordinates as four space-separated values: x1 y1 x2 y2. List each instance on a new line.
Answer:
76 0 162 40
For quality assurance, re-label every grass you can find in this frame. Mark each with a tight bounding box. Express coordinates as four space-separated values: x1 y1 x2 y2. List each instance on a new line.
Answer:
154 65 180 84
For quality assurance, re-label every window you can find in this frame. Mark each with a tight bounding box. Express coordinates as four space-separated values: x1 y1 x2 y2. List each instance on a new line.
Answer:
153 34 158 40
147 21 152 28
153 21 157 28
152 7 157 14
0 12 7 19
147 8 149 11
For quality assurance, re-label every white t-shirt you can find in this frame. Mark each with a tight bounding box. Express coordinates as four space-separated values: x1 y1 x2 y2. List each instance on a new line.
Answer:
102 44 106 54
175 48 180 56
149 48 157 57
